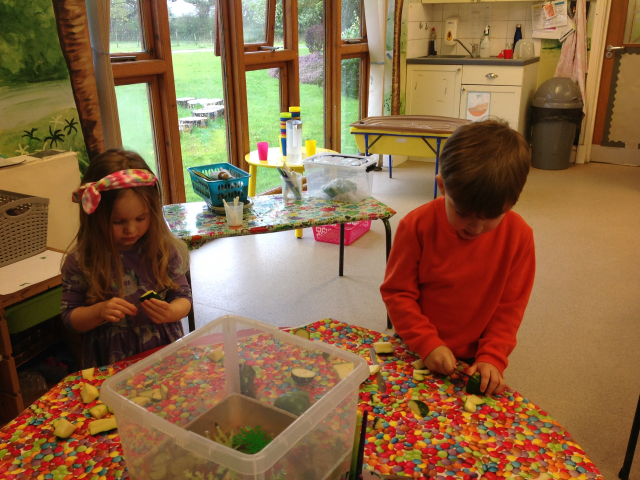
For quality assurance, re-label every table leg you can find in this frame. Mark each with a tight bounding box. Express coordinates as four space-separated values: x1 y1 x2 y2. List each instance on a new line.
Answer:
339 223 345 277
383 218 393 330
433 138 442 200
389 155 393 178
185 269 196 333
295 229 303 238
619 393 640 480
248 164 258 197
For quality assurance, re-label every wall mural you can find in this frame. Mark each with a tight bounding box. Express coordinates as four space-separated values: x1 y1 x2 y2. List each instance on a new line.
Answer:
0 0 88 172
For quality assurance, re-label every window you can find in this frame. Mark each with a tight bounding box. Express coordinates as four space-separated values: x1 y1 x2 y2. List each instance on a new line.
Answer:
341 58 361 154
110 0 144 53
115 83 158 172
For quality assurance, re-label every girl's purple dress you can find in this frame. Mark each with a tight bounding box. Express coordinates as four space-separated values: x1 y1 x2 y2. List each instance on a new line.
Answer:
60 247 192 367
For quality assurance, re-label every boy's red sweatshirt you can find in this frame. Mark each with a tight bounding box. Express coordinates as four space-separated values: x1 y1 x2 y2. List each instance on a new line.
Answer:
380 197 535 374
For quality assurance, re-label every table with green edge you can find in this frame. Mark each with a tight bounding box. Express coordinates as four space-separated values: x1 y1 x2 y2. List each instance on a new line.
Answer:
0 320 605 480
163 194 396 330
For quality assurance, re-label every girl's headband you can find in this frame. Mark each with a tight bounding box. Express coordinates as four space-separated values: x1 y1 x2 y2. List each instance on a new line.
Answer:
72 169 158 214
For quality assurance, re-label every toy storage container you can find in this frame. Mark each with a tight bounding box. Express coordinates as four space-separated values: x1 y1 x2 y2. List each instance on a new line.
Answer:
303 153 376 203
0 190 49 268
187 163 251 208
313 220 372 246
101 315 369 480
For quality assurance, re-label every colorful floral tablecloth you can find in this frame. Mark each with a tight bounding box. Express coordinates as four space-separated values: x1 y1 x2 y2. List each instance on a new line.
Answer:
0 321 603 480
163 195 396 250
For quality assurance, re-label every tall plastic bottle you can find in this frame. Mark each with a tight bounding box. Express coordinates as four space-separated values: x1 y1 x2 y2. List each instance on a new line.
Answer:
480 25 491 58
428 27 437 56
513 24 523 49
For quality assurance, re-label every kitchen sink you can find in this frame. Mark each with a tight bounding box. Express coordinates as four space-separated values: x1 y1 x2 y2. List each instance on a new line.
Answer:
425 55 470 59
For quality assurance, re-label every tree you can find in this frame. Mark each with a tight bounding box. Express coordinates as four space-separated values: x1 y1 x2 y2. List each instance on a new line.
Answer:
0 0 69 86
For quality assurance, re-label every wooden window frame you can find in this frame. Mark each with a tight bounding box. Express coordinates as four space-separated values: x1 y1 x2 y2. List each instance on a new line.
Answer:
109 0 185 204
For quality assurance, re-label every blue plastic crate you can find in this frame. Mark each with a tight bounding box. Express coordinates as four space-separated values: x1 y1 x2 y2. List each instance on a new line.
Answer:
187 163 251 207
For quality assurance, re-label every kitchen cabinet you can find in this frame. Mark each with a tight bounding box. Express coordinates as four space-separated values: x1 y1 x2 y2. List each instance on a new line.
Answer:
405 60 539 138
406 64 462 118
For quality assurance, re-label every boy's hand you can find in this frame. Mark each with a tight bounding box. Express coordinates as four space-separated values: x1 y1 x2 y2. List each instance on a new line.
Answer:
424 345 457 376
141 298 174 324
99 298 137 323
467 362 505 397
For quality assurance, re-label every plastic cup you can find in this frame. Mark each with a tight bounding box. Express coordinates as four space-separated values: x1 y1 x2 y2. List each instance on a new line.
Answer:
305 140 317 157
282 171 303 202
224 203 244 227
504 49 513 59
257 142 269 160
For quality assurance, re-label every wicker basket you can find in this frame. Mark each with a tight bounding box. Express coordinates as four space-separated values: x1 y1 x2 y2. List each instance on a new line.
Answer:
0 190 50 268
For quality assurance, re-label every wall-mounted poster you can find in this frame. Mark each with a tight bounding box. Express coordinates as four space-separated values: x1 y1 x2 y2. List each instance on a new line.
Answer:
0 0 88 172
466 92 491 122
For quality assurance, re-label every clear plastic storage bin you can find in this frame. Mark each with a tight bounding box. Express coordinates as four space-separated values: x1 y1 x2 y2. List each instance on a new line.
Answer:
101 315 369 480
303 153 377 203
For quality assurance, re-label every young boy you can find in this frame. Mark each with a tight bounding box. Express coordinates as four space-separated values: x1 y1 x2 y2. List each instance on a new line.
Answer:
380 120 535 397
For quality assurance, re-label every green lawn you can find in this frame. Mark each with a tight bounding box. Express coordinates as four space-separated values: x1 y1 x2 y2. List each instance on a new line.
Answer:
116 44 360 203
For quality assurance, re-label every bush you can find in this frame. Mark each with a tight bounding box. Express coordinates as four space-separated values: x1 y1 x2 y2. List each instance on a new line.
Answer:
305 24 324 54
269 52 324 87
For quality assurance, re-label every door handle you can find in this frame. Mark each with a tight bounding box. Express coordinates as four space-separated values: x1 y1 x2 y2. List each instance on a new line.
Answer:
606 45 625 58
486 73 498 79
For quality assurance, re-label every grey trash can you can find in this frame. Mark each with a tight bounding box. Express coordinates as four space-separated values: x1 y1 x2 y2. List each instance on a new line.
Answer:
530 77 583 170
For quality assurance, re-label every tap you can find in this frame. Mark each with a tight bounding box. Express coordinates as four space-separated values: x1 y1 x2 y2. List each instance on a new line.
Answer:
454 39 478 58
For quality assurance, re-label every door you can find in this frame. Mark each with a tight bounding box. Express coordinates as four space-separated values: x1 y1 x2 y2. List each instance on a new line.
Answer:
406 64 462 118
459 85 522 133
592 0 640 165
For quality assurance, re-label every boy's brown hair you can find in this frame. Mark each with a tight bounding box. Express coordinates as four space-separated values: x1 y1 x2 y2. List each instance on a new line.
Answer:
439 120 531 219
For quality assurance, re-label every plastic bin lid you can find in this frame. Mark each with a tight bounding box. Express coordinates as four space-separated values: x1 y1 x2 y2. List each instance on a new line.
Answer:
533 77 583 108
303 153 377 168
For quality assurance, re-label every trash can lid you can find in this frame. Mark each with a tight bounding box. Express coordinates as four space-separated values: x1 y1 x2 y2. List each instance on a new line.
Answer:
533 77 583 108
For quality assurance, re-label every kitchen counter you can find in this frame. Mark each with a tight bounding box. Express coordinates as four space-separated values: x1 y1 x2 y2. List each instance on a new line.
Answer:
407 55 540 66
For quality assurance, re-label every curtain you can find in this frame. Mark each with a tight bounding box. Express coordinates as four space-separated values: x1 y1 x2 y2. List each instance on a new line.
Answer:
52 0 105 161
86 0 123 149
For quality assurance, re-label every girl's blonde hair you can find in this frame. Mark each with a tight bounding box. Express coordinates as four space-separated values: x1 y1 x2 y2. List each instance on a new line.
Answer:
69 149 189 304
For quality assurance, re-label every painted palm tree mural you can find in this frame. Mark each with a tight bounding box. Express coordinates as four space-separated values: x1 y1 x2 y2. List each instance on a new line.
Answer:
0 0 89 171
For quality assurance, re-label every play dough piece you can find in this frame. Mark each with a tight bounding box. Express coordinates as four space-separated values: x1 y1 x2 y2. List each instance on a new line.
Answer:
89 417 118 435
411 358 426 370
53 418 76 438
408 399 430 417
89 404 109 419
131 396 151 407
293 328 311 339
373 342 394 354
80 383 100 404
333 362 354 380
274 391 311 416
465 372 483 395
140 290 163 302
291 368 316 385
81 368 95 380
369 365 380 375
206 348 224 362
373 417 385 429
413 372 424 382
160 384 169 400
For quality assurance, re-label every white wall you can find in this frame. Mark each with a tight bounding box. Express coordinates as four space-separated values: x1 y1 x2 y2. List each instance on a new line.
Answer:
406 2 542 59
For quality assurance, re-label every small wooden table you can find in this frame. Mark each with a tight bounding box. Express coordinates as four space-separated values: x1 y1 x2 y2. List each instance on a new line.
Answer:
0 250 64 424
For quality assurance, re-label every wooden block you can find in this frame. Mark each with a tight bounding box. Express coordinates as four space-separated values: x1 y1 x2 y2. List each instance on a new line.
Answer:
0 389 23 424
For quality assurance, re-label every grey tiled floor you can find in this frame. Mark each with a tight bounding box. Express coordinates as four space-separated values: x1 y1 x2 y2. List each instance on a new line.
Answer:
184 161 640 480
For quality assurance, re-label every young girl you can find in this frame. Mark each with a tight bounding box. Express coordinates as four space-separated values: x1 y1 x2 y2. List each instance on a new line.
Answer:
61 149 192 367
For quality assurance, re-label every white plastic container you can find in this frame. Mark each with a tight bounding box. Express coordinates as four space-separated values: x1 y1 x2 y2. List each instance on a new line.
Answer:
303 153 377 203
101 315 369 480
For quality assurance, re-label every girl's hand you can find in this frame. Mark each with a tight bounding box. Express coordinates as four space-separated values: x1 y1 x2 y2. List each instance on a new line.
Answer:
466 362 506 397
424 345 457 376
141 298 174 324
99 298 137 324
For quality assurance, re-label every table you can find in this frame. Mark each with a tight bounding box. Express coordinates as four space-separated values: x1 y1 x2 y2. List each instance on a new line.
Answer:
244 147 336 198
350 116 471 198
0 320 605 480
0 250 65 424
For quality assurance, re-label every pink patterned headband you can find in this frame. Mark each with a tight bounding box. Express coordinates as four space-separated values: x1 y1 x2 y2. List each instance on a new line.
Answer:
72 169 158 214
